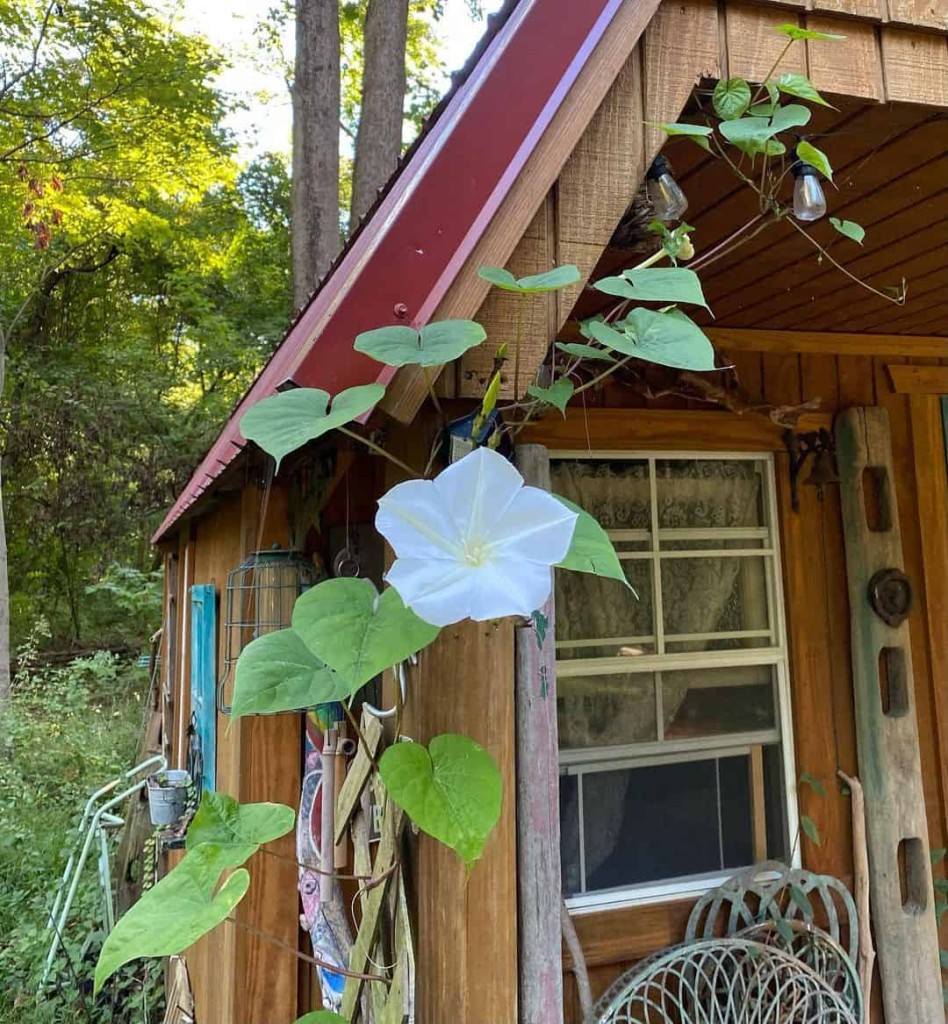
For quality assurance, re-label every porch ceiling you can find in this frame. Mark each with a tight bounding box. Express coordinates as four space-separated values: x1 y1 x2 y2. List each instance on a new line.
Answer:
571 95 948 339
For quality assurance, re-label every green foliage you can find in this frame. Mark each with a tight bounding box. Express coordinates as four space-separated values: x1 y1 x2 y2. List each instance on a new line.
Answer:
594 267 709 311
830 217 865 245
776 24 846 42
796 140 834 182
186 792 296 851
588 309 717 371
239 384 386 470
355 319 487 367
798 772 826 797
293 1013 348 1024
800 814 821 846
0 650 153 1022
655 122 713 151
525 379 574 416
776 72 833 108
379 734 502 869
476 264 581 294
554 496 632 592
231 629 353 718
712 78 752 120
555 342 615 363
292 578 440 691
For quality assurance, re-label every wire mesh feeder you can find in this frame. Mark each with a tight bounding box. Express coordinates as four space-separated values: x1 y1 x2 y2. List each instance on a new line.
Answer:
218 546 323 713
591 938 859 1024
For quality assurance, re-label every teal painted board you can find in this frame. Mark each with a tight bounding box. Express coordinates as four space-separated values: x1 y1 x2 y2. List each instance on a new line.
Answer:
190 584 217 793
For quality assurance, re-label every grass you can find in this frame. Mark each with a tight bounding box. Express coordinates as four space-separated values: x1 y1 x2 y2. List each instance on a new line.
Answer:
0 647 161 1024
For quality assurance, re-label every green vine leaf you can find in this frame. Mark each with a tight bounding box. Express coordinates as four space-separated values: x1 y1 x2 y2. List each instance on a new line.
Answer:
718 104 809 156
829 217 864 245
526 378 574 416
776 72 834 108
354 320 487 368
555 342 615 363
713 78 751 120
797 772 825 797
292 578 439 690
554 495 632 592
477 264 581 294
800 814 821 846
379 734 502 868
240 384 386 470
770 103 812 134
622 266 709 311
293 1014 348 1024
796 140 833 182
94 847 250 994
231 628 355 717
776 24 846 42
186 792 296 852
588 309 716 372
655 122 713 151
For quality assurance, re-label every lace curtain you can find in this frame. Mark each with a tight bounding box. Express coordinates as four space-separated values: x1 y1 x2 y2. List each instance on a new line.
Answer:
553 459 764 887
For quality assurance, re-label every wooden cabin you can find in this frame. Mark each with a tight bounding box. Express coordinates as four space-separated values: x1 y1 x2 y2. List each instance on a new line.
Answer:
153 0 948 1021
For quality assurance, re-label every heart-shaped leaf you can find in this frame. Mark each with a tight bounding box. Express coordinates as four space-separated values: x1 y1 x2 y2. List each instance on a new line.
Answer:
589 309 716 371
231 628 356 717
829 217 864 244
477 264 580 294
293 1014 348 1024
95 847 250 993
554 495 633 591
354 320 486 368
292 578 439 690
777 72 833 108
555 342 615 363
240 384 385 470
526 378 573 415
770 103 811 134
618 267 710 311
186 792 296 851
713 78 751 120
776 23 845 41
718 115 776 155
656 122 713 152
796 139 833 182
379 734 502 868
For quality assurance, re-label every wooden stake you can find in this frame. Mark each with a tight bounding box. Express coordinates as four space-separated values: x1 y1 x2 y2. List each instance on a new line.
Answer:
838 769 876 1023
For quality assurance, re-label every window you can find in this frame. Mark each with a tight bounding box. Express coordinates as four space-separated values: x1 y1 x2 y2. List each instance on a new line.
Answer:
551 453 798 911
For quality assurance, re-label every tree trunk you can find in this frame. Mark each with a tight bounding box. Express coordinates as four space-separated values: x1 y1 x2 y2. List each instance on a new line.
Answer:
350 0 409 228
0 349 10 708
292 0 341 310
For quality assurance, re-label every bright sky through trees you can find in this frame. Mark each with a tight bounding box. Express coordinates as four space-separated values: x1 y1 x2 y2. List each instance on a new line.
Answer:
178 0 504 159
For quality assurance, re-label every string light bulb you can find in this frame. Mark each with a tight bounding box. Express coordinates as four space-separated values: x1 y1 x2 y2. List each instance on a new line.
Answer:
791 150 827 222
646 154 689 223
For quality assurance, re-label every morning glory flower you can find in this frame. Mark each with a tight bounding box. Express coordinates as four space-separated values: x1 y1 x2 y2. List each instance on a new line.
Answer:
376 446 578 627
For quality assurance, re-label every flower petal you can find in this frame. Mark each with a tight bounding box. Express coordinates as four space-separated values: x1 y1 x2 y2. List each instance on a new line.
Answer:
465 558 555 621
385 558 475 627
376 479 463 559
432 446 524 542
489 486 578 564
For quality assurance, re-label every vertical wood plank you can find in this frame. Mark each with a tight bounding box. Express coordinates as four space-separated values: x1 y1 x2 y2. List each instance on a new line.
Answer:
808 0 886 17
885 0 948 31
806 17 885 101
514 444 564 1024
726 3 807 82
835 406 943 1021
414 619 518 1024
881 28 948 105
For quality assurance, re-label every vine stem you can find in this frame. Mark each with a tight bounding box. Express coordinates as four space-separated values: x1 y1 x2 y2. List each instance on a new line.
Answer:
786 217 905 305
421 365 447 427
336 426 422 479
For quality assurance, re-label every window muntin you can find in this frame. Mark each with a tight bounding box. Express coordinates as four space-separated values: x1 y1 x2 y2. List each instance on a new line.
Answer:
551 453 797 911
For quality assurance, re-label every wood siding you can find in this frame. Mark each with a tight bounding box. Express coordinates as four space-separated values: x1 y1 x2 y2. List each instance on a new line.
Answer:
521 352 948 1023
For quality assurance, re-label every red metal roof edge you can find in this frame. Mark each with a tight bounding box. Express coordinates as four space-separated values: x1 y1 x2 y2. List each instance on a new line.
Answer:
153 0 628 543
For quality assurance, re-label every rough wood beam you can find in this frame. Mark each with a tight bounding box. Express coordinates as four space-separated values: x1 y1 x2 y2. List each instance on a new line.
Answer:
707 328 948 357
380 0 664 423
881 27 948 104
886 364 948 393
520 407 831 452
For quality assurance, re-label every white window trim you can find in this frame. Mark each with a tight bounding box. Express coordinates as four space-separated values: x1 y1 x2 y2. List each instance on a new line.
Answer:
551 450 801 913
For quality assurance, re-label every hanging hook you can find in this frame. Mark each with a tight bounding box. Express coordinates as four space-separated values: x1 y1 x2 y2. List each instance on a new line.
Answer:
362 655 415 719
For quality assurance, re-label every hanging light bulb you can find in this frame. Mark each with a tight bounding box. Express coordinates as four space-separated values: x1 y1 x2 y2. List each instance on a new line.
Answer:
646 154 689 223
791 151 827 222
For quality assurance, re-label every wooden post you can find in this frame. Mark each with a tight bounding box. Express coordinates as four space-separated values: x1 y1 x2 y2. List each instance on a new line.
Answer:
514 444 564 1024
835 407 943 1021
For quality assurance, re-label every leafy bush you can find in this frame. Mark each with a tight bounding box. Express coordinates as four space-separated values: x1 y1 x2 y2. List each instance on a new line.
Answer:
0 643 159 1023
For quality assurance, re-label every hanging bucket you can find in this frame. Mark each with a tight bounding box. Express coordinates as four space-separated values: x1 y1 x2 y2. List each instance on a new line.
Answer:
146 769 190 826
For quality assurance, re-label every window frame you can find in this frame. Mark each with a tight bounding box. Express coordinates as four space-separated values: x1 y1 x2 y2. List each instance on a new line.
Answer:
551 449 800 914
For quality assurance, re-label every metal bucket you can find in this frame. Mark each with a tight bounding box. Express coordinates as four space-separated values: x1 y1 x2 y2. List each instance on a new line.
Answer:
146 769 190 826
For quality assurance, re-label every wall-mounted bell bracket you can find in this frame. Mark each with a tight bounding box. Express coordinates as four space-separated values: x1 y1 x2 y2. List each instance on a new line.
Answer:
783 427 840 512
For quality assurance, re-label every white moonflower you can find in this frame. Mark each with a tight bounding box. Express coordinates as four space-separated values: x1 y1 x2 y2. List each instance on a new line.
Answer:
376 446 578 627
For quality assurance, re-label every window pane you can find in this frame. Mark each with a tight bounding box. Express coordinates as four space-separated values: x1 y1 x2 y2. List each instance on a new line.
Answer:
661 555 771 649
655 458 764 529
559 773 582 896
581 761 721 892
719 755 753 868
551 459 651 530
661 665 776 739
557 674 657 749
